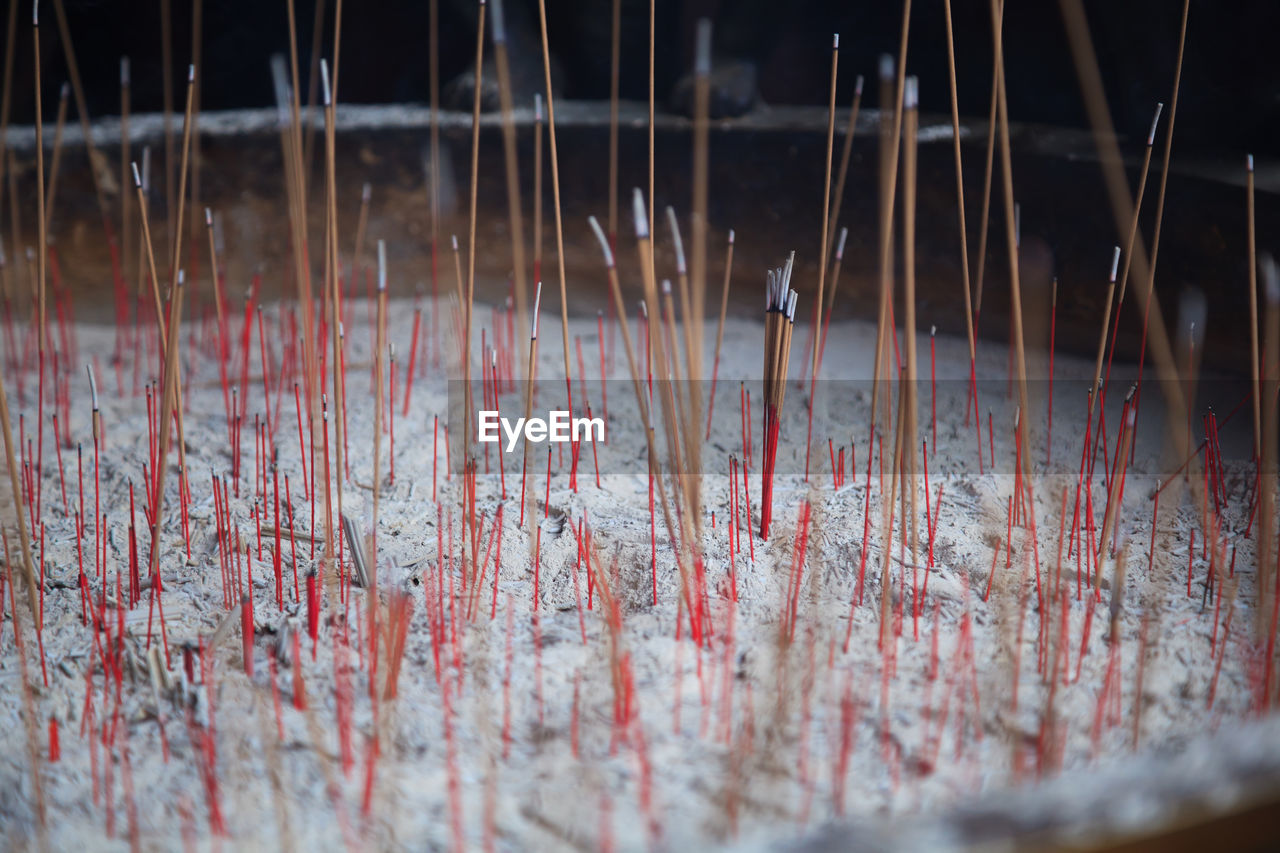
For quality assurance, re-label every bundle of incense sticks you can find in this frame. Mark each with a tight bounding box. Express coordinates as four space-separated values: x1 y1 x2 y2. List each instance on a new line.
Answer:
760 252 798 540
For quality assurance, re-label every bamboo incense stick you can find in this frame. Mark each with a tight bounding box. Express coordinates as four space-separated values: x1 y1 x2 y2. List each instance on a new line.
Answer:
491 0 531 364
971 0 1004 325
805 33 839 484
942 0 977 377
42 83 68 238
462 0 487 463
902 76 921 572
706 229 735 439
825 75 863 268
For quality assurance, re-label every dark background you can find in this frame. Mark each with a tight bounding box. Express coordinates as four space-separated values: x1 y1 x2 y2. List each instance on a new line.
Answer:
4 0 1279 156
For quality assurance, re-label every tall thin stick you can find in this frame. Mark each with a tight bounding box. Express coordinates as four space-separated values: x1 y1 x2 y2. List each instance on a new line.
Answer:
942 0 976 372
491 0 530 365
805 34 839 483
535 0 575 411
706 229 735 439
462 0 487 463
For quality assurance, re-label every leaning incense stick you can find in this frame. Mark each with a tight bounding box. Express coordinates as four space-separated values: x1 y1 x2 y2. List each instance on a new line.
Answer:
942 0 978 379
50 0 112 227
825 75 863 267
972 0 1005 326
42 83 69 237
808 32 840 399
1089 248 1122 427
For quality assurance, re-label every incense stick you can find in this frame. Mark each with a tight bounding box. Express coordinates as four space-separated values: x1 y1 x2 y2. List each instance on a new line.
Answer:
535 0 576 415
804 34 839 483
706 229 735 439
491 0 531 363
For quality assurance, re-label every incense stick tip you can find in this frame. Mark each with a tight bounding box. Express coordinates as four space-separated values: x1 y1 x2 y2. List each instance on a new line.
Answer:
728 228 735 245
187 64 195 84
86 364 99 411
832 33 839 50
204 207 212 226
532 281 543 338
1147 103 1164 146
587 216 615 268
535 92 543 121
131 162 142 188
696 20 712 75
835 226 847 260
904 76 918 109
879 54 893 81
320 59 331 107
121 57 130 85
855 74 864 97
32 0 37 27
1247 153 1254 172
1263 254 1280 305
666 207 687 274
632 189 649 239
60 81 70 99
377 240 387 292
1109 246 1121 282
490 0 504 43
